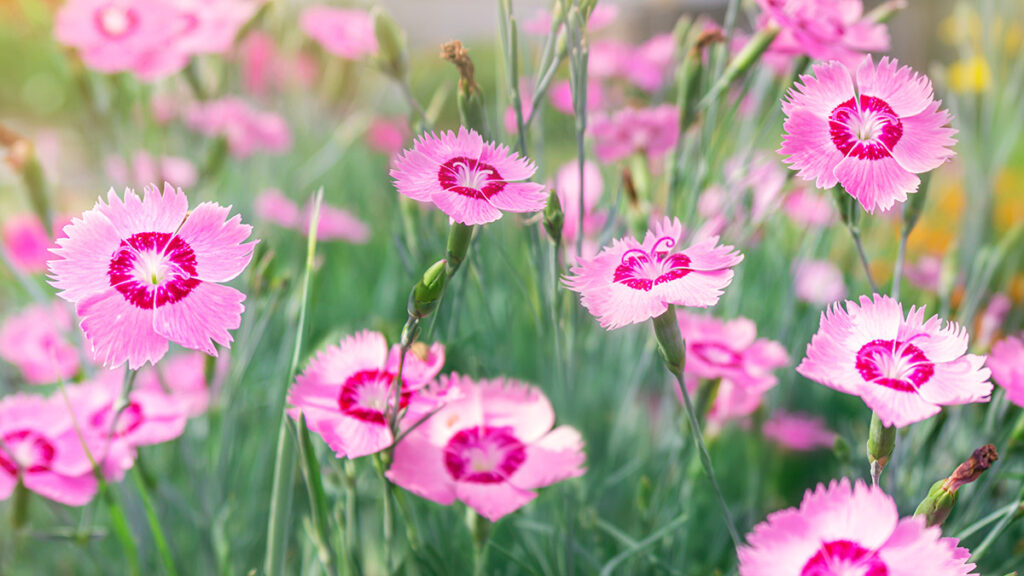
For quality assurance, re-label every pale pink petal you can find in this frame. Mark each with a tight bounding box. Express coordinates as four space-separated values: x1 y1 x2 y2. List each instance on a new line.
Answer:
153 282 244 356
176 202 256 283
834 155 920 213
855 56 936 118
779 109 844 189
49 207 125 303
890 103 957 174
456 481 536 522
429 190 503 226
79 290 168 369
386 433 457 505
509 426 585 490
22 471 97 507
96 184 189 238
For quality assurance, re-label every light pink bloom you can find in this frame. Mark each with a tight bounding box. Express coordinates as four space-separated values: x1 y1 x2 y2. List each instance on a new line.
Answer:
797 294 991 428
137 352 222 417
171 0 262 56
522 3 619 35
0 394 97 507
756 0 890 69
738 478 976 575
625 34 675 92
239 31 276 95
387 374 585 522
780 57 956 213
0 303 81 385
49 184 255 369
762 411 835 451
976 292 1012 350
698 152 787 237
254 189 369 243
551 160 604 244
783 187 835 228
989 334 1024 408
301 6 377 60
185 98 292 158
590 105 680 163
2 214 59 274
794 260 846 306
391 127 547 226
106 151 198 189
504 81 534 135
565 217 743 330
905 254 943 293
366 117 410 156
254 188 301 229
549 79 607 115
288 331 446 459
588 40 630 79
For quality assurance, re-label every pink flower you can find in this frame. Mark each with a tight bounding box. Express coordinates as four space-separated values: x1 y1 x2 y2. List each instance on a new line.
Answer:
549 79 607 115
738 478 976 575
390 127 547 226
172 0 262 56
2 214 60 274
254 188 301 229
301 6 378 60
756 0 890 69
762 411 835 451
780 57 956 213
137 352 222 417
797 294 991 428
106 151 198 189
624 34 675 92
0 393 98 507
185 98 292 158
590 105 680 163
564 216 743 330
288 331 446 459
49 184 255 369
782 187 835 228
522 3 619 35
366 117 410 156
905 254 943 293
989 334 1024 408
794 260 846 306
504 81 534 134
698 152 787 237
387 374 585 522
975 292 1012 350
550 160 604 244
254 189 369 243
0 303 81 385
588 40 630 78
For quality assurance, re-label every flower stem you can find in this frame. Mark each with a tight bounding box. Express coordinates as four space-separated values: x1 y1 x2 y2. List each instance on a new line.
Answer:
651 307 741 549
467 509 491 576
132 466 178 576
849 227 880 294
867 411 896 487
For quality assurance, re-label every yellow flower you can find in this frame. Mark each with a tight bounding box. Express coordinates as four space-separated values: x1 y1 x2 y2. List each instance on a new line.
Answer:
949 57 992 94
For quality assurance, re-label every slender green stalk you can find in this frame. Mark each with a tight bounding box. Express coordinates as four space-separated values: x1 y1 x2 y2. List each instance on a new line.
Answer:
372 454 396 574
132 467 178 576
849 227 880 294
265 189 324 575
468 509 491 576
498 0 527 154
296 414 338 575
892 208 908 300
970 483 1024 562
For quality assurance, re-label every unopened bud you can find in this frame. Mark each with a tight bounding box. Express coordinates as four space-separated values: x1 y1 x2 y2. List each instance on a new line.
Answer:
866 412 895 482
832 186 861 232
442 40 490 139
408 259 447 319
914 479 958 527
915 444 997 526
445 222 474 277
373 7 408 80
543 189 564 243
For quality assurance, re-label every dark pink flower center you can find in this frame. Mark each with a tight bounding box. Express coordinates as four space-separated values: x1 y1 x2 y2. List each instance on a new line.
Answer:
612 236 692 292
829 96 903 161
0 430 56 476
444 426 526 484
801 540 888 576
337 369 409 425
856 339 935 392
438 156 506 199
692 342 743 369
108 232 201 309
90 401 145 439
95 5 139 39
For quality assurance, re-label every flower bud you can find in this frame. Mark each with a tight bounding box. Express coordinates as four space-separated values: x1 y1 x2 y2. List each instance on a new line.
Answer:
446 222 474 276
373 7 408 80
442 40 491 140
832 186 861 232
408 259 447 319
543 189 564 243
866 412 895 482
915 444 997 527
914 479 957 527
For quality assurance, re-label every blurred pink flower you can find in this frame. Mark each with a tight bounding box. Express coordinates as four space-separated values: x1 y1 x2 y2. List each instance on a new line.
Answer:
391 127 547 226
2 214 61 275
550 160 604 245
739 478 976 575
387 374 585 522
624 34 675 92
588 40 630 78
288 331 446 459
504 81 534 134
0 303 81 385
549 79 607 115
49 184 255 369
301 6 378 60
989 335 1024 408
590 105 679 163
106 151 197 189
797 294 991 428
698 152 786 237
185 98 292 158
565 216 743 330
794 259 846 306
761 411 835 451
522 3 619 35
137 352 223 418
236 31 318 96
172 0 262 56
254 188 301 229
254 188 369 243
976 293 1012 350
783 187 835 228
905 254 943 292
366 117 410 156
0 394 98 507
780 57 956 213
756 0 890 69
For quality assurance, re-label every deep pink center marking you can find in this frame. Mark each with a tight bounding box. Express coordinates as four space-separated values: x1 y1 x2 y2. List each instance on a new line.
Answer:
692 342 743 369
855 339 934 392
337 369 409 425
108 232 200 309
437 156 506 200
0 430 56 476
95 5 139 39
801 540 888 576
829 96 903 161
444 426 526 484
91 402 145 439
612 236 692 292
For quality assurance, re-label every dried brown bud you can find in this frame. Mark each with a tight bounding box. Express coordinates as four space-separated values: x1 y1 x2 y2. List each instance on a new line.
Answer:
692 28 725 57
440 40 478 93
621 167 638 207
942 444 998 493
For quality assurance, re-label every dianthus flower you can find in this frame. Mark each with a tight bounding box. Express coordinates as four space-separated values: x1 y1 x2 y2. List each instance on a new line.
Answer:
780 57 956 213
782 187 835 228
755 0 890 69
738 478 976 575
793 260 846 306
387 374 585 521
0 393 99 506
761 410 835 452
797 294 991 428
989 334 1024 408
0 302 81 385
549 79 607 116
549 160 605 245
390 127 547 225
300 6 378 60
2 214 63 275
49 184 255 369
590 105 680 163
565 216 743 330
288 331 446 459
106 151 197 189
254 188 370 243
137 352 223 418
366 117 410 156
185 98 292 158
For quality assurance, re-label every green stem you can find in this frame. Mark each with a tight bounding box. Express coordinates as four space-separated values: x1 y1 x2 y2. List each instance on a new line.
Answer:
12 480 29 530
850 227 880 294
468 509 491 576
867 412 896 487
132 466 178 576
373 455 395 575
